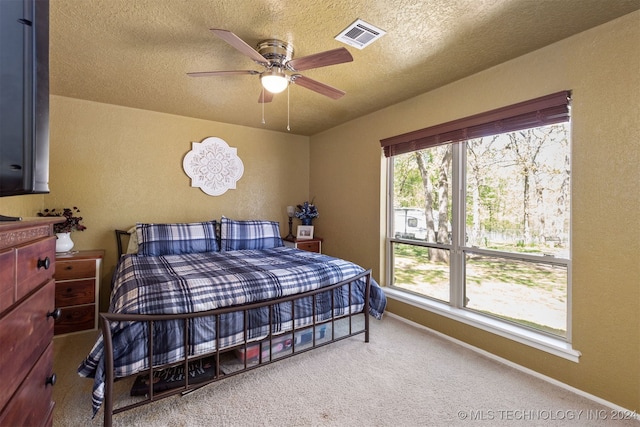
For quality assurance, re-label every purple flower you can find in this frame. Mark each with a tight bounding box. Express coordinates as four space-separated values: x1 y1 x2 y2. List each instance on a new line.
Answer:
38 207 87 233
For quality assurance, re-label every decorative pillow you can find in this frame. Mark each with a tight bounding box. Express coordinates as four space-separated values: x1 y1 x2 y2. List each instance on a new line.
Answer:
136 221 219 256
220 217 284 251
126 226 139 254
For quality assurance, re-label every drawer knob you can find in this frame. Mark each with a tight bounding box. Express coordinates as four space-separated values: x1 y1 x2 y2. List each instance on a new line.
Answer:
47 308 62 320
37 256 51 270
45 373 57 387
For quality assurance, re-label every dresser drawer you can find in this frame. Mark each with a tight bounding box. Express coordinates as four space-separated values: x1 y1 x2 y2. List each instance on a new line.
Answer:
0 279 55 410
55 305 95 335
0 343 55 427
15 237 56 301
0 249 15 313
55 259 96 281
55 278 95 307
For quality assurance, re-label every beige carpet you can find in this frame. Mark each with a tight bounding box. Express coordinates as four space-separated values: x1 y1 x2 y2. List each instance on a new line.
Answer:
53 315 638 427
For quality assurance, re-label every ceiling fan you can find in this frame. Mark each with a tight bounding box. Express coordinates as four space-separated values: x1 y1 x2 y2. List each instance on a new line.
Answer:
188 29 353 103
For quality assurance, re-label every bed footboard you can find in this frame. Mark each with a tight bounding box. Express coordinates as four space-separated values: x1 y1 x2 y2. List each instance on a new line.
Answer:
99 269 372 426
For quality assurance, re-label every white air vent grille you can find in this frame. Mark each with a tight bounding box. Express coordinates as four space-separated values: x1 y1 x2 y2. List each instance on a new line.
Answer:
335 19 386 50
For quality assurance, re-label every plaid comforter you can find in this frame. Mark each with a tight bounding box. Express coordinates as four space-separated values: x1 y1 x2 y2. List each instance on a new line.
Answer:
77 247 386 416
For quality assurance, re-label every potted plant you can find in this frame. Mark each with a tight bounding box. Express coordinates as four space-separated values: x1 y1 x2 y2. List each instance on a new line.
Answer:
38 207 86 252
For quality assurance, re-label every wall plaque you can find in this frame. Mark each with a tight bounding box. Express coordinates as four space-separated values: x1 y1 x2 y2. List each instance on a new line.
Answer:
183 137 244 196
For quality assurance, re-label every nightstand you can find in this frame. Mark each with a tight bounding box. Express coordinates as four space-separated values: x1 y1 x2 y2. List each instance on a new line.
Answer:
54 250 104 335
283 237 322 254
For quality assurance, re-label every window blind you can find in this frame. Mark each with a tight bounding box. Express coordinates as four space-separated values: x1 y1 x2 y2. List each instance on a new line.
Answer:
380 90 571 158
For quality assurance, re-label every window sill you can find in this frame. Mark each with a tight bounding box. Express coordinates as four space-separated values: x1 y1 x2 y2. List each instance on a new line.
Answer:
383 287 581 363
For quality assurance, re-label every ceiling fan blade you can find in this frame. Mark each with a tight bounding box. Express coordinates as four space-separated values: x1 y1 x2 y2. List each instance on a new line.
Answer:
210 29 267 64
291 75 345 100
258 89 273 103
187 70 259 77
287 47 353 71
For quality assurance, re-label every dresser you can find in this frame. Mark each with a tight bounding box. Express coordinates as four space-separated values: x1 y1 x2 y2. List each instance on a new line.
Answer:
54 250 104 335
0 218 60 427
283 237 322 254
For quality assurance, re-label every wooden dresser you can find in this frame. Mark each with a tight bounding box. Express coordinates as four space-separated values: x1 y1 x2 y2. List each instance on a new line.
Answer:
54 250 104 335
0 218 60 427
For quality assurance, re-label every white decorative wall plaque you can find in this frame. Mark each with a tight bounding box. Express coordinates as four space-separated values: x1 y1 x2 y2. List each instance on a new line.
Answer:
183 137 244 196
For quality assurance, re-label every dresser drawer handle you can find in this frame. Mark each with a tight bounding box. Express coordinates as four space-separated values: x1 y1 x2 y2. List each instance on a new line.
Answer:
65 265 73 270
37 256 51 270
45 373 57 387
47 308 61 320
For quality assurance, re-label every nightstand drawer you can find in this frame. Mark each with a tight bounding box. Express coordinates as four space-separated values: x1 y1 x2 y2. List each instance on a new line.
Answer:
55 279 95 307
55 259 96 281
296 241 320 253
284 237 322 254
54 305 95 335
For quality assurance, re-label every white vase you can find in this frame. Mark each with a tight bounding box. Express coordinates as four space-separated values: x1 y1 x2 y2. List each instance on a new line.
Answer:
55 232 74 253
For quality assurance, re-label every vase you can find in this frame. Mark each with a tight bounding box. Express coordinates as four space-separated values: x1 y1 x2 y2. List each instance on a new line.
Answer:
55 232 74 253
301 218 313 226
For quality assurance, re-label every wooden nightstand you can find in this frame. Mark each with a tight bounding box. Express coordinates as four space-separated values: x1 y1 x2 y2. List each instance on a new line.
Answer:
283 237 322 254
54 250 104 335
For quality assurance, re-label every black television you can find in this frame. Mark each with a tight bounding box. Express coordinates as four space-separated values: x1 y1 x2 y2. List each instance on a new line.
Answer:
0 0 49 198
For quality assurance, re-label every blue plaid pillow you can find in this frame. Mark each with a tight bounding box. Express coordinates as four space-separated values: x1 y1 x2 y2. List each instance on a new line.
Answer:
220 217 284 251
136 221 219 256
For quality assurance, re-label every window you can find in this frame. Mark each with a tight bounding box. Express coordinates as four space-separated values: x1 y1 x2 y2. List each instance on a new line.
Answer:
382 92 571 339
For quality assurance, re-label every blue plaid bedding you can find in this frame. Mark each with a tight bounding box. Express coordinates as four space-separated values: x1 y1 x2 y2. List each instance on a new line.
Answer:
77 246 386 416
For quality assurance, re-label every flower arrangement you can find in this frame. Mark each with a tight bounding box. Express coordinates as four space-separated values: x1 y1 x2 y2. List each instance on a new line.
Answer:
38 207 87 233
295 201 319 221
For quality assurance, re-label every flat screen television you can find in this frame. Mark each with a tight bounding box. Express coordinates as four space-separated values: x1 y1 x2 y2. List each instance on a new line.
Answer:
0 0 49 197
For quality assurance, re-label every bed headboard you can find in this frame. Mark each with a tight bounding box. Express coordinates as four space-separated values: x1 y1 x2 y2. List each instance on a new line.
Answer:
115 229 131 257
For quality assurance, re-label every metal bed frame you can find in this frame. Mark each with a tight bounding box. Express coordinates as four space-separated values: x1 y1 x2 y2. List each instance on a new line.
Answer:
99 267 372 426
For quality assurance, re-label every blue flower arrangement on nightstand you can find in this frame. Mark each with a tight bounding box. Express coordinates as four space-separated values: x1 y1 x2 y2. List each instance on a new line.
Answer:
295 201 319 225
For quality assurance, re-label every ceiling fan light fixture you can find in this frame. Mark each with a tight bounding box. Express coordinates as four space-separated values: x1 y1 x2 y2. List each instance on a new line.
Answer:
261 69 288 93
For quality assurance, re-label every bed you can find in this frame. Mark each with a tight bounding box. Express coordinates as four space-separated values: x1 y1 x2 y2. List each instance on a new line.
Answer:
77 218 387 426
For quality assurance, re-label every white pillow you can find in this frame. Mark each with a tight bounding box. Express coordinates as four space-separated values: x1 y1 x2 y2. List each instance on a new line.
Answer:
126 226 138 254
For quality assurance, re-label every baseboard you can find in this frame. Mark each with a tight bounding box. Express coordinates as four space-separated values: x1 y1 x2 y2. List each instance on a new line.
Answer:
385 312 638 417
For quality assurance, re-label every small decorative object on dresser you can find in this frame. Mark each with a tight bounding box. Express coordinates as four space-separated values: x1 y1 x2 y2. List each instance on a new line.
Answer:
37 207 87 253
55 232 74 253
54 250 104 335
0 218 60 427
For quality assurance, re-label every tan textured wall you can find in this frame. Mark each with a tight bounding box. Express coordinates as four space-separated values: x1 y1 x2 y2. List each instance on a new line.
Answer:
310 11 639 410
0 194 44 219
46 96 310 309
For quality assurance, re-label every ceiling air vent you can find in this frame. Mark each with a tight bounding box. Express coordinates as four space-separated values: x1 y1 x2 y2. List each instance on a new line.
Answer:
335 19 386 50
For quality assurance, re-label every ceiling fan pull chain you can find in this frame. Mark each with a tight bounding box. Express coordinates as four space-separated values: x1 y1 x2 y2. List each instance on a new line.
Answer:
261 88 266 124
287 85 291 131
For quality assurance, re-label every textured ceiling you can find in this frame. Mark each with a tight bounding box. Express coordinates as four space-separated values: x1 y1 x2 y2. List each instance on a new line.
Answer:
50 0 640 136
